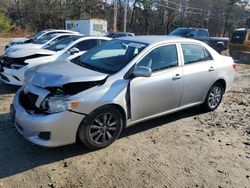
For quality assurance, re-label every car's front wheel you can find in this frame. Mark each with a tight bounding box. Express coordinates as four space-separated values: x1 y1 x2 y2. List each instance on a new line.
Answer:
202 83 224 112
77 106 124 149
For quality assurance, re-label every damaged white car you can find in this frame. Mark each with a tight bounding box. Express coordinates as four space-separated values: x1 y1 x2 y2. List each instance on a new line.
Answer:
5 33 79 54
5 29 79 51
0 36 111 86
11 36 236 149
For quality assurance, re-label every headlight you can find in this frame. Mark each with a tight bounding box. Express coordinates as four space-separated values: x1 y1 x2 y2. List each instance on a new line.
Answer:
41 96 79 114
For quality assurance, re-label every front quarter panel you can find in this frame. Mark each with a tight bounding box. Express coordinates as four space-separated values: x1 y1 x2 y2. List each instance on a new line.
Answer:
70 77 129 119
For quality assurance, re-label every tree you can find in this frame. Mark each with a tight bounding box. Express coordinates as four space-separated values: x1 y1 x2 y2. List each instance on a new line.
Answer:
0 10 11 34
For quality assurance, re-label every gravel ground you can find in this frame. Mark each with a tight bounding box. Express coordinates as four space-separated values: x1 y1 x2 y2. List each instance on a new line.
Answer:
0 38 249 188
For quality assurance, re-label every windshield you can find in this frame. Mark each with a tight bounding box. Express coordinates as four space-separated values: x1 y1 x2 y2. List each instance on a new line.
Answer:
44 36 80 51
35 34 56 44
169 28 195 37
28 31 46 40
77 40 148 74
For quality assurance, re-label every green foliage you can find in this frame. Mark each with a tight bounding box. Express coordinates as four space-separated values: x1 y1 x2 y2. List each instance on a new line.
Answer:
0 11 11 34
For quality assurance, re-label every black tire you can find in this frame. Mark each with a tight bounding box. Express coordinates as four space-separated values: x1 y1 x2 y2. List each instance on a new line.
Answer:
216 44 223 54
202 83 224 112
77 106 123 150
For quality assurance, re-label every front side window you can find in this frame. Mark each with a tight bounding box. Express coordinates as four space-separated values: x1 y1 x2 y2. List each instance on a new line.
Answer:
35 34 56 44
137 44 178 72
77 40 148 74
74 39 98 51
181 44 212 64
197 30 208 37
28 31 46 40
44 36 80 51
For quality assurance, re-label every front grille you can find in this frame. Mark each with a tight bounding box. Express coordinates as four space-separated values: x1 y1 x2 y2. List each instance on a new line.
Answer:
19 91 40 113
38 132 51 140
2 54 49 68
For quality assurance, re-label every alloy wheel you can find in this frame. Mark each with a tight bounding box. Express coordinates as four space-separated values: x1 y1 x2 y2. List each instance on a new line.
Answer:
89 113 118 144
208 86 222 109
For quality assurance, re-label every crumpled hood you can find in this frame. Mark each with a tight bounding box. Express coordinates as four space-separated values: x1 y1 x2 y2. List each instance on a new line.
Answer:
10 37 28 44
8 48 56 58
13 43 43 49
25 60 108 88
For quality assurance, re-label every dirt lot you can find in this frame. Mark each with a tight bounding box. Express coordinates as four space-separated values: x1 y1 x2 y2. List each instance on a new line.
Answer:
0 38 249 188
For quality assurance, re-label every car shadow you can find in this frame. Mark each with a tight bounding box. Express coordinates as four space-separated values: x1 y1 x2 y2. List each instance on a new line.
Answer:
0 106 204 179
0 81 20 95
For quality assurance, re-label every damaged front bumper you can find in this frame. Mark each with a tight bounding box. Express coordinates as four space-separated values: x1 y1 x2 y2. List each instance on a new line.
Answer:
12 88 85 147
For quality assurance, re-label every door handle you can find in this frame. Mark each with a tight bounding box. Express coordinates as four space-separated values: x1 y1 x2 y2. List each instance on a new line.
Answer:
208 67 215 72
173 74 182 80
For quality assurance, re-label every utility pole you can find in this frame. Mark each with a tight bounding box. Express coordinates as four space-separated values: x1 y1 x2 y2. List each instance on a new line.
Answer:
113 0 117 32
123 0 128 32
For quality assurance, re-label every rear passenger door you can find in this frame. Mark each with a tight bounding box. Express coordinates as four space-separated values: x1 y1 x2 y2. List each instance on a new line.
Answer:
180 43 217 107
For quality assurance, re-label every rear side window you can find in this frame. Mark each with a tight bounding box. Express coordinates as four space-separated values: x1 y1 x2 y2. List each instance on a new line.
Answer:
181 44 212 64
197 30 208 37
75 39 99 51
137 44 178 72
204 49 213 61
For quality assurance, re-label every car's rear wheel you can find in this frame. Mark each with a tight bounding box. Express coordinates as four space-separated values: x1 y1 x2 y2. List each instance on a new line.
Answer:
202 83 224 112
77 106 123 149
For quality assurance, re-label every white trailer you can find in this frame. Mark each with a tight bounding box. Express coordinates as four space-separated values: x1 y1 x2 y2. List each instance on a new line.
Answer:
65 19 107 36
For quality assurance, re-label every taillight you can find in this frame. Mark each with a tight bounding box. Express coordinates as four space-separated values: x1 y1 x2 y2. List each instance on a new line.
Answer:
232 63 237 70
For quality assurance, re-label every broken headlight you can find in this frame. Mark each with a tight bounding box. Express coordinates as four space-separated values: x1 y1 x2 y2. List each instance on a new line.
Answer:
41 96 79 114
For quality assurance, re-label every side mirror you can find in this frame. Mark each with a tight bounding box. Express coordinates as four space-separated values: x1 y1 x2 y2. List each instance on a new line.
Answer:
69 47 80 55
49 41 55 45
132 66 152 78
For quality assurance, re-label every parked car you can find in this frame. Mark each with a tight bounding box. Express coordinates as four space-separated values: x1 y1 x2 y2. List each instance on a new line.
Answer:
5 33 80 54
105 32 135 38
169 28 229 54
228 28 250 59
11 36 236 149
5 29 79 50
0 36 110 86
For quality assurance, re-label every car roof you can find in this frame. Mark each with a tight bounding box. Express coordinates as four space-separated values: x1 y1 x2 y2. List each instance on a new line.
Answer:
43 29 78 33
74 36 111 42
117 35 200 45
235 28 250 32
175 27 208 31
50 33 82 37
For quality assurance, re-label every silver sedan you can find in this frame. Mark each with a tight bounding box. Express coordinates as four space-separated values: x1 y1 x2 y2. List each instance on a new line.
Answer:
11 36 236 149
